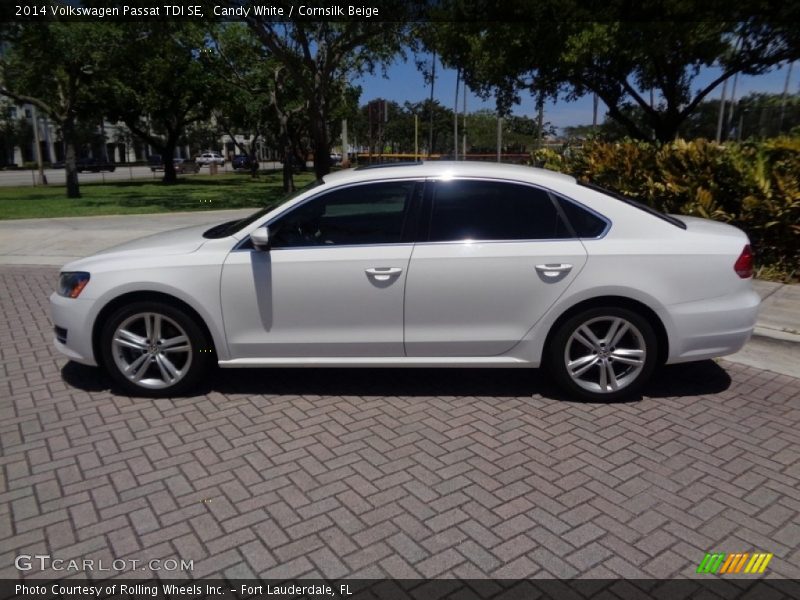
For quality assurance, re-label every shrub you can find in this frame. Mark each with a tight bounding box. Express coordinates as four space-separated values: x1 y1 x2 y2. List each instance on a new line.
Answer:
551 138 799 280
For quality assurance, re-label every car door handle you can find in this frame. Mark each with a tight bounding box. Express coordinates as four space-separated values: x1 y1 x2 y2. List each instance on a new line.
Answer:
535 263 573 276
365 267 403 281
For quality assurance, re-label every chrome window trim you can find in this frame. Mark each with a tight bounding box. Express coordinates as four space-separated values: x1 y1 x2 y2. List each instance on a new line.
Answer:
233 174 612 251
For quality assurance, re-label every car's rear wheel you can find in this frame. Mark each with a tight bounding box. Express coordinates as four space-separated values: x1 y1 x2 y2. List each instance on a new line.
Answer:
548 306 657 401
100 301 213 397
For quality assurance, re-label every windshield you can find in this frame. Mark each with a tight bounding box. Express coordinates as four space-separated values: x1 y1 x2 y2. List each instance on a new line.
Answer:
203 178 324 239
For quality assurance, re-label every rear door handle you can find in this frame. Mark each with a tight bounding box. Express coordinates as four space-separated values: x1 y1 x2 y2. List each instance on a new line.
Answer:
365 267 403 281
535 263 573 277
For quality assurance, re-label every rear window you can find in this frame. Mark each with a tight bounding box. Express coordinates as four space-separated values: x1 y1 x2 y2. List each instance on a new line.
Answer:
579 181 686 229
554 195 608 238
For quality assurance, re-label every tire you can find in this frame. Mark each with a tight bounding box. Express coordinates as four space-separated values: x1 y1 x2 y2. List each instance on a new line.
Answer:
100 301 214 397
547 306 658 401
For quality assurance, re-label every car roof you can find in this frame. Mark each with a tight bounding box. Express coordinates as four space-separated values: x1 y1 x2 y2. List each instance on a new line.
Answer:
320 161 576 187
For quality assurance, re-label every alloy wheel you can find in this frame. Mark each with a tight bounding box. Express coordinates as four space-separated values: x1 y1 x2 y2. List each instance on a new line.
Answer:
564 316 646 394
111 312 193 390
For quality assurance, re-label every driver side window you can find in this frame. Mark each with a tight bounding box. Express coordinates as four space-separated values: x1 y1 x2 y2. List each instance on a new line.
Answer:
270 181 418 248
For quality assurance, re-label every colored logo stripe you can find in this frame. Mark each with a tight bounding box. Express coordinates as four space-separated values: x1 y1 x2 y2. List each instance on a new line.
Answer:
745 553 773 574
697 553 772 574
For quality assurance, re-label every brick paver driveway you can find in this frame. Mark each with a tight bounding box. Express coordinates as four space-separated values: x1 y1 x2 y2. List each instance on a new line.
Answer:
2 266 799 580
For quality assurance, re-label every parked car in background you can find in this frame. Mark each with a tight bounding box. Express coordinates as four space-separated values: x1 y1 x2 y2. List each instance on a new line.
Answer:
231 154 254 171
52 157 116 172
76 157 116 173
148 155 163 172
149 156 199 174
196 152 225 166
50 162 760 400
173 158 200 174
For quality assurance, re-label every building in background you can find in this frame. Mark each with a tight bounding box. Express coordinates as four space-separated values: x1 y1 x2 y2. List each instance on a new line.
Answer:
1 101 193 167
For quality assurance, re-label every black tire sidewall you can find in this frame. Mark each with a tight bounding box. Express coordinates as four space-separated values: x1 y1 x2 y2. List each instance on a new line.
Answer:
99 301 213 397
548 306 658 401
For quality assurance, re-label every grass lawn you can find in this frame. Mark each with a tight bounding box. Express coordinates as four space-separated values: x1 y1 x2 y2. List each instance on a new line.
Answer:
0 172 317 220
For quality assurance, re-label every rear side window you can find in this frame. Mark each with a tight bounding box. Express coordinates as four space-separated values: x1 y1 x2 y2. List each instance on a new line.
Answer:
428 180 562 242
554 195 608 238
578 181 686 229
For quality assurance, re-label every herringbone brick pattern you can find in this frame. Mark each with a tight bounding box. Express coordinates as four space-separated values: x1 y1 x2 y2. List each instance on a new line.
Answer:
1 266 799 579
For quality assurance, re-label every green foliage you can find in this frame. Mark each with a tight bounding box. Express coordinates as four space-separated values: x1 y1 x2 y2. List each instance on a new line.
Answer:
102 21 223 184
0 21 115 196
0 172 316 220
552 138 800 278
428 2 800 143
562 92 800 143
243 21 409 177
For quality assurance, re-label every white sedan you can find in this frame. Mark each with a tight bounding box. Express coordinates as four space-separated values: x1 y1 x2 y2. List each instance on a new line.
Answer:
195 152 225 166
50 162 760 400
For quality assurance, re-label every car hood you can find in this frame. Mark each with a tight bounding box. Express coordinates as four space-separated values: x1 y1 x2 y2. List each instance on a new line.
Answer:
56 223 211 274
93 223 210 257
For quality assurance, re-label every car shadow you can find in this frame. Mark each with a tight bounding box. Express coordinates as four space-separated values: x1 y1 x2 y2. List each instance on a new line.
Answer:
61 359 732 403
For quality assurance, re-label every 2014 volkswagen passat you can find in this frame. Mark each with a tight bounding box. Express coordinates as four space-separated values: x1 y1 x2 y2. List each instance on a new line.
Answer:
51 162 760 400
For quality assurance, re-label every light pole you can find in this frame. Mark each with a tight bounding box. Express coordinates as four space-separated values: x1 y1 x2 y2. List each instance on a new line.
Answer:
497 115 502 163
453 69 459 160
31 105 47 185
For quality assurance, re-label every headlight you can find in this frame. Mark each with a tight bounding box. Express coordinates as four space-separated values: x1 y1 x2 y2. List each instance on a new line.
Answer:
58 272 90 298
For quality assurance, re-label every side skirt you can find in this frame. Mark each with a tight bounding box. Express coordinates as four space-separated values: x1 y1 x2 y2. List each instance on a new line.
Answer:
218 356 532 368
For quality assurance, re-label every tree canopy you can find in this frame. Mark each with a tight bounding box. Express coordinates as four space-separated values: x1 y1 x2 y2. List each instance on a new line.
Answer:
102 21 223 184
426 0 800 142
0 22 114 196
239 20 410 177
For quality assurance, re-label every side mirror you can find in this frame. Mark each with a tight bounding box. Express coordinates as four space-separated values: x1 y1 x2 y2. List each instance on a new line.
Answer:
250 226 271 251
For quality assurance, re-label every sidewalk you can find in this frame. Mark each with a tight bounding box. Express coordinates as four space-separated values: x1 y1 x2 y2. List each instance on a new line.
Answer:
0 210 797 375
752 280 800 339
0 209 252 265
729 280 800 377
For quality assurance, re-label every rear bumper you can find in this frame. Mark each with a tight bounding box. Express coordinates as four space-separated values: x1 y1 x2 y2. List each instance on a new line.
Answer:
665 288 760 363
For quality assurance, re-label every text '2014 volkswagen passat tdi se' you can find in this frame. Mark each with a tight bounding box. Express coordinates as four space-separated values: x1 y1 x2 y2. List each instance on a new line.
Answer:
51 162 760 401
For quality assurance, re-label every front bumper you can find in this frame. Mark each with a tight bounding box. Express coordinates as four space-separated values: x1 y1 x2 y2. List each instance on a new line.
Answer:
50 292 97 366
665 287 761 363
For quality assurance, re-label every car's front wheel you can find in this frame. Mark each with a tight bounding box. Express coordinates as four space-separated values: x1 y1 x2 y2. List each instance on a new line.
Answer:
548 306 657 401
100 301 214 397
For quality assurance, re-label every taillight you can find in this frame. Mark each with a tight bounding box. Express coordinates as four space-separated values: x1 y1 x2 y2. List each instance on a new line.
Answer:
734 244 754 278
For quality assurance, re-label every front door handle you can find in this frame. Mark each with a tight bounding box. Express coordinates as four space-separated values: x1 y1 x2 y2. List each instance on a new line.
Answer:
365 267 403 281
535 263 573 277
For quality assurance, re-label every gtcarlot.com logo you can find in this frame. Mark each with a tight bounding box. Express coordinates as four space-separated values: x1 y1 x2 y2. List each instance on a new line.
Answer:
697 552 773 574
15 554 193 572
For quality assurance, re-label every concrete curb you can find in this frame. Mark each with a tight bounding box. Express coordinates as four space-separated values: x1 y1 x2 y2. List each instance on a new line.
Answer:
753 325 800 344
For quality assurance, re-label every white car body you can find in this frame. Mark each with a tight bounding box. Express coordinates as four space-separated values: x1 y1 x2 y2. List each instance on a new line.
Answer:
195 152 225 166
51 162 760 397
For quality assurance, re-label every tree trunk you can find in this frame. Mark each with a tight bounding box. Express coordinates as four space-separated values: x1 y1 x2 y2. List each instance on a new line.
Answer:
311 114 330 179
282 145 294 193
605 103 650 141
250 149 259 178
249 133 260 178
162 135 178 184
62 116 80 198
653 112 681 144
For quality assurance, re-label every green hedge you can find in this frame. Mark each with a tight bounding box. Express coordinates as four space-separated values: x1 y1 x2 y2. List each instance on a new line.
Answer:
533 138 800 279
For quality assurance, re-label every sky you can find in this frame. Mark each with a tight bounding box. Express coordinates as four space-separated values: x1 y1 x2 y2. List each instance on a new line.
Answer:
355 56 798 133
